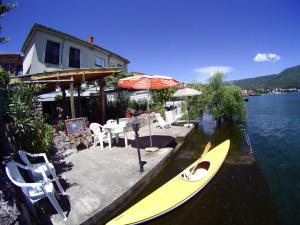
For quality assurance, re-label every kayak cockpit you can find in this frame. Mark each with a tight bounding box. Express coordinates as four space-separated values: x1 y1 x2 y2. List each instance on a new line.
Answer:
180 161 210 182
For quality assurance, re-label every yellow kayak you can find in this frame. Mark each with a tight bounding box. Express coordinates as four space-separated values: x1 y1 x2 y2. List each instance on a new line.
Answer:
106 140 230 225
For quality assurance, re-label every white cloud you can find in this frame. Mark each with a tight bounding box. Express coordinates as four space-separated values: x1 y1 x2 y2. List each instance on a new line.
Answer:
194 66 234 83
254 53 281 62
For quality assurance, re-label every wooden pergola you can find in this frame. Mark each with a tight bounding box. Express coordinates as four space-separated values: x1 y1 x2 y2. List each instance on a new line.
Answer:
9 68 121 123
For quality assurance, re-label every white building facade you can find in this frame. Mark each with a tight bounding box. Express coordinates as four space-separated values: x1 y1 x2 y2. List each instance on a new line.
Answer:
21 24 129 75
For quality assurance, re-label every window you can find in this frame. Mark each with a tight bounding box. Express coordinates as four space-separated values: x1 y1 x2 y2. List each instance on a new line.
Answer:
69 47 80 68
3 63 10 70
45 41 60 64
95 55 105 67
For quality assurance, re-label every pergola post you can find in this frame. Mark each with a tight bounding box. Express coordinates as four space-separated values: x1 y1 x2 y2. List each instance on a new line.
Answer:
70 76 76 118
99 79 106 124
62 88 67 118
77 85 81 117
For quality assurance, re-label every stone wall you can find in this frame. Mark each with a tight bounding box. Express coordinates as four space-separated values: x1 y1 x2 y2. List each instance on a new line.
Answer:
53 129 93 152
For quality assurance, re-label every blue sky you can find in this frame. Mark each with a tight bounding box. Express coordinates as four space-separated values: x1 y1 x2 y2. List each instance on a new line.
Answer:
1 0 300 82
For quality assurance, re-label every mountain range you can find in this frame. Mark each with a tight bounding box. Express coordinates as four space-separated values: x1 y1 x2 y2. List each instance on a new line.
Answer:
231 65 300 89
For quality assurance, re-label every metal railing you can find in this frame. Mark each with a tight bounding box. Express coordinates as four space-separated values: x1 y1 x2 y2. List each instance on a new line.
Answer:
241 128 254 154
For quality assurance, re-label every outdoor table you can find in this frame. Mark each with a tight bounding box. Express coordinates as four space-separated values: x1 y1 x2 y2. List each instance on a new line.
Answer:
103 121 128 148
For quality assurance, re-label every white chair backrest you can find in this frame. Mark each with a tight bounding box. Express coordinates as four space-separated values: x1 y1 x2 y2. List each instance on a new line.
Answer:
5 161 37 197
6 161 26 185
89 123 102 135
155 113 165 124
165 111 175 123
18 150 32 166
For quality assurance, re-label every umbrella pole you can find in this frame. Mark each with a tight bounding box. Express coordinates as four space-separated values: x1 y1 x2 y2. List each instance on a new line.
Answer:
148 89 153 147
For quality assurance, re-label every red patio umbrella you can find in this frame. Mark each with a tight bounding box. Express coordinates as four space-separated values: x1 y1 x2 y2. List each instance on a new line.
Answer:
118 74 179 149
118 75 179 90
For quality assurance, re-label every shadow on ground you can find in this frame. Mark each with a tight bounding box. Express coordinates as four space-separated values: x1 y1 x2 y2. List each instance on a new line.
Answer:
37 194 71 225
49 150 77 190
111 135 176 149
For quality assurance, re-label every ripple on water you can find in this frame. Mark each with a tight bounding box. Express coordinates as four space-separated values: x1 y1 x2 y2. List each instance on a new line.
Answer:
247 93 300 225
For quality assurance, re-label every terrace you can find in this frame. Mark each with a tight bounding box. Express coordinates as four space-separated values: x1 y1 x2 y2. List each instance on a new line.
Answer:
37 121 194 224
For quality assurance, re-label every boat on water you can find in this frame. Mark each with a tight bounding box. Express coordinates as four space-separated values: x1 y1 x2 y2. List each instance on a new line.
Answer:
106 140 230 225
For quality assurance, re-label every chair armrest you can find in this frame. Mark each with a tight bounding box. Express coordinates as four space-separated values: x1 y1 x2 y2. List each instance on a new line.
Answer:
7 164 50 187
14 180 45 188
19 163 49 181
26 152 50 164
34 165 50 182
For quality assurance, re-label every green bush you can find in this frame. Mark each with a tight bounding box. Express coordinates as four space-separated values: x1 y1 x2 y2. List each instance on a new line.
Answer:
0 66 9 121
128 100 148 113
154 103 166 117
58 120 65 131
106 91 130 119
9 83 53 153
207 73 246 124
222 85 246 122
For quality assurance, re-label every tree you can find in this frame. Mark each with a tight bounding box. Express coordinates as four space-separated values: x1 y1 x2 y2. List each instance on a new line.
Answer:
184 81 207 119
152 87 177 116
0 0 17 44
105 71 133 119
105 71 133 89
222 85 246 122
207 72 246 125
208 72 226 124
187 72 246 125
0 66 9 121
9 84 53 153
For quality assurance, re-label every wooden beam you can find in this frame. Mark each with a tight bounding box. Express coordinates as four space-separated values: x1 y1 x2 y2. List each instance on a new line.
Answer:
62 88 67 118
9 68 121 85
22 79 72 83
30 68 120 81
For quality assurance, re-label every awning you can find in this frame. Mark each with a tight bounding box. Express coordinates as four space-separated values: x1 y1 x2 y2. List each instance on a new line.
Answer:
9 67 121 93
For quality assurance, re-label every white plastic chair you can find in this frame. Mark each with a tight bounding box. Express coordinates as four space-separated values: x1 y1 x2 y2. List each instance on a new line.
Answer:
165 111 176 124
110 122 128 147
155 113 172 129
89 123 112 149
6 161 67 221
18 150 64 195
106 119 117 125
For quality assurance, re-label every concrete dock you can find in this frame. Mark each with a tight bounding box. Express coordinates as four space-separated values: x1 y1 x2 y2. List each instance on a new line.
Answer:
41 122 194 225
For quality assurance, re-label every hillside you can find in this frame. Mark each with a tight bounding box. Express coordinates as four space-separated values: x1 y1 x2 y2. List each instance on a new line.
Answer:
232 65 300 89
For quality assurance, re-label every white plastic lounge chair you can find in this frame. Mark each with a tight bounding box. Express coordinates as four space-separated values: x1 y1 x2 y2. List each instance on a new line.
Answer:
89 123 112 149
155 113 172 129
165 111 176 124
18 150 64 195
6 161 67 221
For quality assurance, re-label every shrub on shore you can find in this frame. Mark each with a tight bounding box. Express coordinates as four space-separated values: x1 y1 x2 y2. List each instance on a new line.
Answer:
9 84 53 153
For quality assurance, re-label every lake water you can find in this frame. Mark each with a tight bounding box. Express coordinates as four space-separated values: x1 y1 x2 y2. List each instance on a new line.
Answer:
114 93 300 225
247 92 300 225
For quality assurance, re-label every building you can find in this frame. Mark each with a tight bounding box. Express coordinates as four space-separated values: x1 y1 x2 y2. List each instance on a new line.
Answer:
0 53 23 75
10 23 130 123
21 23 130 75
